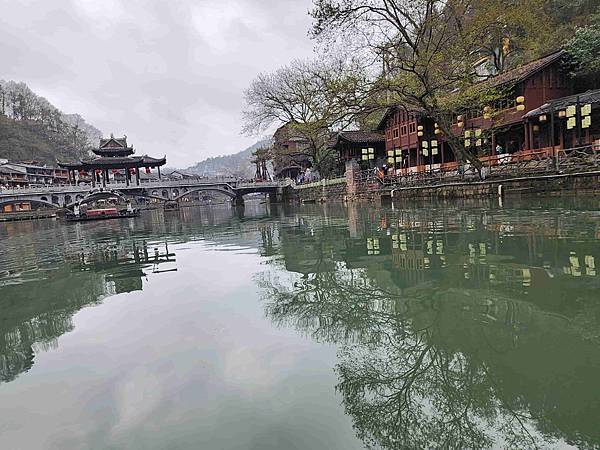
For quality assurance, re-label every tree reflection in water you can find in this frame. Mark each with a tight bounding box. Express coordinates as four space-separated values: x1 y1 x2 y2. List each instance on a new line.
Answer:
261 204 600 449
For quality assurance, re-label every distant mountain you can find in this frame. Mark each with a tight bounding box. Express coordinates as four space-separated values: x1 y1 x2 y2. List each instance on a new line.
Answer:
0 80 102 165
184 138 272 178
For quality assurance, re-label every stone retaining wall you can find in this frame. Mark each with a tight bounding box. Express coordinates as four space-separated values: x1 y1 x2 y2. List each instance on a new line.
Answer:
387 171 600 200
285 167 600 204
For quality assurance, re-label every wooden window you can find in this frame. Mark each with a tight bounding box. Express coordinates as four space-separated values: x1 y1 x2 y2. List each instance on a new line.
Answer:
401 125 407 136
393 128 399 139
409 123 416 134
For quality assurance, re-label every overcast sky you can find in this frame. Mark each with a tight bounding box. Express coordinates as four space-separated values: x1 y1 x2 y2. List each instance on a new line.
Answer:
0 0 315 167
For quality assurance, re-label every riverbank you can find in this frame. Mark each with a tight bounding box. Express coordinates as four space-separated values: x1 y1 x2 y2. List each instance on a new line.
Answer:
286 165 600 203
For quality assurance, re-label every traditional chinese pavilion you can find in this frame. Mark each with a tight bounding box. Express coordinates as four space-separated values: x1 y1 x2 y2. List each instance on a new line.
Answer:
60 135 166 187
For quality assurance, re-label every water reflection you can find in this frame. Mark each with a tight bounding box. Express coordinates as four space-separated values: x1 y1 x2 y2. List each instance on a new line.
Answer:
261 203 600 449
0 205 270 384
1 201 600 448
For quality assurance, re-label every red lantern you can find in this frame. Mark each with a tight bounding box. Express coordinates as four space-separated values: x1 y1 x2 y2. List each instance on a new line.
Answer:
145 167 151 174
95 169 102 175
129 168 136 174
112 169 119 174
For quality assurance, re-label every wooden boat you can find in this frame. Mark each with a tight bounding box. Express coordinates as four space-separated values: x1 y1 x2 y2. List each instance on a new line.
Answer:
164 201 180 211
65 207 140 222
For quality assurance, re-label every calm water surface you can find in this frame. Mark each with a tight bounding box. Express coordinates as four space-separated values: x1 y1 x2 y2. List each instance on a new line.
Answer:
1 199 600 449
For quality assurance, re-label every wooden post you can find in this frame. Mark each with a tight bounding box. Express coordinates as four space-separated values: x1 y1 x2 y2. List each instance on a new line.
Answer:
529 122 535 151
92 170 96 188
524 121 530 150
135 168 140 185
550 105 558 172
158 166 161 180
559 120 564 149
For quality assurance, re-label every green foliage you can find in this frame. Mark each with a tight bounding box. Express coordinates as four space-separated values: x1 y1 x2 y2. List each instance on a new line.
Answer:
0 80 100 164
565 9 600 77
0 116 88 165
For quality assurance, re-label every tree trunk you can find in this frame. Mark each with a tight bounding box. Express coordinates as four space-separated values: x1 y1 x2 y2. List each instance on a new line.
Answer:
434 115 483 179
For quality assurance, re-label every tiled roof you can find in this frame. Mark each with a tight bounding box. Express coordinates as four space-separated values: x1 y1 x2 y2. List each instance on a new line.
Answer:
523 89 600 118
329 130 385 147
337 130 385 143
376 51 566 129
99 137 128 148
59 155 166 169
482 50 565 89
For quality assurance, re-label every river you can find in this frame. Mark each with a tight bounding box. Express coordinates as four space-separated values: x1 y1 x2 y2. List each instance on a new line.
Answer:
1 199 599 449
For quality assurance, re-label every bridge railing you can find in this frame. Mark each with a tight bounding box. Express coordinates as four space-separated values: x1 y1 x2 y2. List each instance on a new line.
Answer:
0 177 292 196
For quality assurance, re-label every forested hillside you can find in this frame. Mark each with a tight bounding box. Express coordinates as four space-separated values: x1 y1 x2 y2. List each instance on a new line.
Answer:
184 138 272 178
0 80 101 165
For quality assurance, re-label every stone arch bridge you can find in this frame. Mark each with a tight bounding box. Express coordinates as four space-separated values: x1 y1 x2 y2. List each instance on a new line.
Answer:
0 179 290 211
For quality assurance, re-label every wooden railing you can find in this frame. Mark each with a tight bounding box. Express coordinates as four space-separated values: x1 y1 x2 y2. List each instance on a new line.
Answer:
362 145 600 189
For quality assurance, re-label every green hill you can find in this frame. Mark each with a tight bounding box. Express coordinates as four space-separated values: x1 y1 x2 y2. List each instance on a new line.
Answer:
0 80 101 165
184 138 272 178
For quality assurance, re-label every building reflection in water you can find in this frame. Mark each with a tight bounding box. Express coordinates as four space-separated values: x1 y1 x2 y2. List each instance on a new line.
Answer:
0 204 269 385
1 201 600 448
261 203 600 449
0 237 176 384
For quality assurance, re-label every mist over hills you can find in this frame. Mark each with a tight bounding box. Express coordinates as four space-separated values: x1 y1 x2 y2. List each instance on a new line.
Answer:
182 138 272 178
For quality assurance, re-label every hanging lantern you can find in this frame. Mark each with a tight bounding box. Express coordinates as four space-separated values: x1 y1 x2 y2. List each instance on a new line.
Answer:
539 114 547 122
483 106 492 120
145 167 151 174
558 110 566 118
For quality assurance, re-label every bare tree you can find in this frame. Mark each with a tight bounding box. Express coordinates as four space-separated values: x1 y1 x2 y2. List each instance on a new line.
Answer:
242 57 374 175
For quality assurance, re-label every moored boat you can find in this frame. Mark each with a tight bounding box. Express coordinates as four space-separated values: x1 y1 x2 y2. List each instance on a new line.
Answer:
65 207 140 222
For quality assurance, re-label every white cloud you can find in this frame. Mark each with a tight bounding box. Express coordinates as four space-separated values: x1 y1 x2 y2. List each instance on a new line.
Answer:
0 0 315 167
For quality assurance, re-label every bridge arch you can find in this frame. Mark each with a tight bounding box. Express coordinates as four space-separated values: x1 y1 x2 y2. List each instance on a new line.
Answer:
0 198 64 210
66 189 128 209
173 186 236 201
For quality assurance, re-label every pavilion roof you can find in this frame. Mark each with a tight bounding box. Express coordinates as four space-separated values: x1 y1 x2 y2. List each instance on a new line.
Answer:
93 147 135 156
99 136 128 148
59 155 166 170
